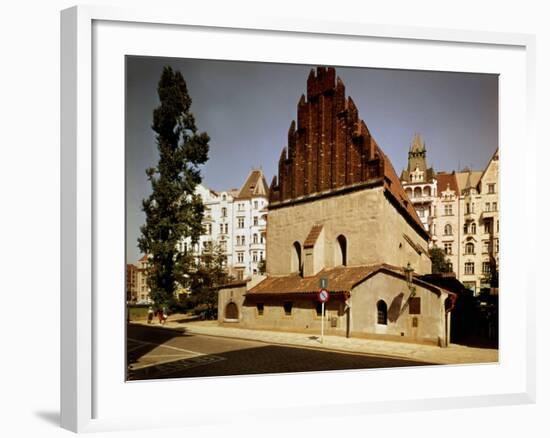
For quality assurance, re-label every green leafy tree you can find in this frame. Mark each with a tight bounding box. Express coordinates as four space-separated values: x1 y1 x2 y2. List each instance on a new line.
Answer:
258 258 267 275
188 242 233 319
138 66 210 307
429 246 452 274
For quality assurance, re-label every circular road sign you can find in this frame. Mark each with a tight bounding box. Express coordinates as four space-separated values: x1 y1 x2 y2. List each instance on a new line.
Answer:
318 288 330 303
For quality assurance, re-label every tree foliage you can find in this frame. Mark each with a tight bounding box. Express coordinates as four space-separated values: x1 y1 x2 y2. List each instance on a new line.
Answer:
429 246 452 274
257 258 267 275
138 66 210 307
186 242 233 319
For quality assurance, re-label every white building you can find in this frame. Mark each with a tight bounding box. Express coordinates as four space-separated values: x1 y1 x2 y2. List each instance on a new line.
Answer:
181 169 269 281
401 137 499 296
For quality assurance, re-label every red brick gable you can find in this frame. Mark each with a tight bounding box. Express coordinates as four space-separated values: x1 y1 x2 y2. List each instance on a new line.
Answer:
269 67 426 237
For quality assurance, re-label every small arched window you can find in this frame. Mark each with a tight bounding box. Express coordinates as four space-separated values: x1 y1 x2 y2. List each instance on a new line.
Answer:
377 300 388 325
444 224 452 236
291 241 302 274
335 235 347 266
414 187 422 198
471 223 476 234
423 186 430 197
465 242 475 254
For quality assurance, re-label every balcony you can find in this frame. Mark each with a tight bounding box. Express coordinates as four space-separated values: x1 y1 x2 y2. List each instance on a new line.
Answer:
481 210 498 219
410 195 434 204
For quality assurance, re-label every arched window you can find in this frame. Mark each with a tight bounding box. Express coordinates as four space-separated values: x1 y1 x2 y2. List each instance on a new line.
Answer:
465 242 475 254
444 224 452 236
471 223 476 234
414 187 422 198
423 186 430 197
291 241 302 274
335 235 347 266
377 300 388 325
405 188 413 198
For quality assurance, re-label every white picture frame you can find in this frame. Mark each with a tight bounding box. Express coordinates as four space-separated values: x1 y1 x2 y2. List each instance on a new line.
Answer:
60 4 536 433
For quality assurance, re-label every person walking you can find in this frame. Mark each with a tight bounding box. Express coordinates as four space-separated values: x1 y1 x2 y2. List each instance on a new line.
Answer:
157 307 163 324
147 306 154 324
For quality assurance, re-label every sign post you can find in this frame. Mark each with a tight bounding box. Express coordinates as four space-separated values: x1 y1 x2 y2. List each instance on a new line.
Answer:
318 288 330 344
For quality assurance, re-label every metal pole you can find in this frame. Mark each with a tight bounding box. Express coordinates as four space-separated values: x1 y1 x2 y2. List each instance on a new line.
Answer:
321 301 325 344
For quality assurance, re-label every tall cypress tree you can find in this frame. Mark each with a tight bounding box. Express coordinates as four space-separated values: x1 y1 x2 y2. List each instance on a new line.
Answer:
138 66 210 307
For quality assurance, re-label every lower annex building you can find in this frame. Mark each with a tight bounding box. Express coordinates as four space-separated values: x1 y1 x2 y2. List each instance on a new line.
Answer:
218 67 456 346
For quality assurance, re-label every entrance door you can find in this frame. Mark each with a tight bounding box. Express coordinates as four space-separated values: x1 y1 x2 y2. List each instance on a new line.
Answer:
225 302 239 320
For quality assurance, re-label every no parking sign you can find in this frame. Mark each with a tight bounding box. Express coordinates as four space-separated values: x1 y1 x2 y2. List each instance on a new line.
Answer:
318 288 330 303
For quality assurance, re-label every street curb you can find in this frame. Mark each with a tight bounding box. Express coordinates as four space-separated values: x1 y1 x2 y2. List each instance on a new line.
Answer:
128 322 189 336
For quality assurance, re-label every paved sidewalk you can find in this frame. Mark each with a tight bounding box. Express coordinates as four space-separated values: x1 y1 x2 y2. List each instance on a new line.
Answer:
132 317 498 365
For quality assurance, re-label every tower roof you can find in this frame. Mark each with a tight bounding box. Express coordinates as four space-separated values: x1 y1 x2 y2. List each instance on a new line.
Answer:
409 133 426 153
235 169 269 199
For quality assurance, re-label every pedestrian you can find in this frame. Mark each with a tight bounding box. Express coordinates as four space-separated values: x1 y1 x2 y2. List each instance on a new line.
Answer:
157 308 163 324
147 306 153 324
162 306 168 324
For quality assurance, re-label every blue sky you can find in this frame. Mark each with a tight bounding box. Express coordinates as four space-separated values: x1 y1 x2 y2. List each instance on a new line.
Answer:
126 57 498 263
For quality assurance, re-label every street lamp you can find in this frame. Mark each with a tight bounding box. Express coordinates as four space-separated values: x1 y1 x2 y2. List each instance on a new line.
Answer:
404 262 416 296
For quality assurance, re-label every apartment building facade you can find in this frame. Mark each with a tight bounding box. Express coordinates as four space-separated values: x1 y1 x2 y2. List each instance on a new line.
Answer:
181 169 269 281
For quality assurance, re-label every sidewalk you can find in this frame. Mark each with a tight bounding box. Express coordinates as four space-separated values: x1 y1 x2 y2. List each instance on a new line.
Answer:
132 316 498 366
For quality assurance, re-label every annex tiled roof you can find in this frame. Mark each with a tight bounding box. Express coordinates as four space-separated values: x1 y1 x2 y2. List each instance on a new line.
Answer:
247 264 452 297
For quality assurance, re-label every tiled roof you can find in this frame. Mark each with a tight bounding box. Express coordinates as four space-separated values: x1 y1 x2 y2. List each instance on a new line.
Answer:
303 224 323 248
456 171 482 192
138 255 148 262
235 169 269 200
377 146 426 234
248 264 450 297
435 172 459 196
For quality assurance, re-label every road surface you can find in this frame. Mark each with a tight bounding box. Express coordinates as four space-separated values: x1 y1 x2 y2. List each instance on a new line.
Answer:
127 324 434 380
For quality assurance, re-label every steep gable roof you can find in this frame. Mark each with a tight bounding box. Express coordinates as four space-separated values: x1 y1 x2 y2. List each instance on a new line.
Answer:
235 169 269 200
435 172 459 196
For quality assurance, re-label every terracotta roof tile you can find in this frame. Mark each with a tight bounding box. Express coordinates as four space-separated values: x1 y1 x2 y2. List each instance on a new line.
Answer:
248 264 409 295
435 172 459 196
376 145 426 234
248 264 448 297
303 224 323 248
235 169 269 200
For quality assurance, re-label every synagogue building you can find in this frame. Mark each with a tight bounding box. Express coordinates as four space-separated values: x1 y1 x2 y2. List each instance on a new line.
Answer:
218 67 456 346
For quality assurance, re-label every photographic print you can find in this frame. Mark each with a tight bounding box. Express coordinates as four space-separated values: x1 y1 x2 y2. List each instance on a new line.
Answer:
125 57 499 381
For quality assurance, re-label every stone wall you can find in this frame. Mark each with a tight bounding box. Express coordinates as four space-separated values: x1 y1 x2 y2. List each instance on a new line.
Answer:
217 283 247 323
239 295 348 336
350 271 447 344
266 186 431 276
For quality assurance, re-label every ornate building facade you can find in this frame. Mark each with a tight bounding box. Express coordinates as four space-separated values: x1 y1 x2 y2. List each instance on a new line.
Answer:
400 145 499 295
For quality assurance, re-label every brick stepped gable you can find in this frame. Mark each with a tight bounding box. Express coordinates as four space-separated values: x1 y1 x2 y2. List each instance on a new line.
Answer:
269 66 424 234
